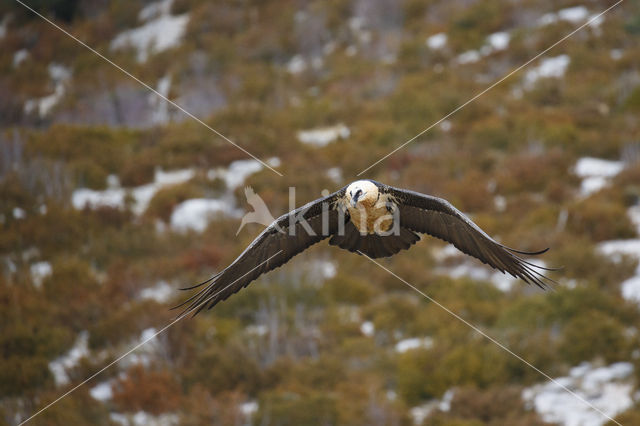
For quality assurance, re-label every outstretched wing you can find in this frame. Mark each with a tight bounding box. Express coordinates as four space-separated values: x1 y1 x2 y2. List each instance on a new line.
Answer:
173 188 347 317
381 184 556 289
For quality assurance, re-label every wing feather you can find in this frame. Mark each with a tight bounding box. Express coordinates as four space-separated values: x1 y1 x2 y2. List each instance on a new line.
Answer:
381 184 556 289
173 189 346 317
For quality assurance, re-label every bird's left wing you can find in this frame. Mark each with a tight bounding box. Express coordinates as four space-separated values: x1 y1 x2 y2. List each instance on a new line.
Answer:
173 188 347 317
381 184 556 289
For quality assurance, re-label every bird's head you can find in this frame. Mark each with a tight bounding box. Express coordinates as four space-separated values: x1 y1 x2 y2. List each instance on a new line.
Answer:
346 180 378 208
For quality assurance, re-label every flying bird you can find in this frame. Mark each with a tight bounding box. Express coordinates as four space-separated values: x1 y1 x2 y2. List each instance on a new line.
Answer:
175 180 555 317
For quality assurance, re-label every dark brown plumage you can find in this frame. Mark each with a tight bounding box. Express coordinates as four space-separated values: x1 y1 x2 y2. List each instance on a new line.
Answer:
174 180 555 317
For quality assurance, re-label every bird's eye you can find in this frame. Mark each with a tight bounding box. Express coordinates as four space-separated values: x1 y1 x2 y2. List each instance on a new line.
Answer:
355 189 363 198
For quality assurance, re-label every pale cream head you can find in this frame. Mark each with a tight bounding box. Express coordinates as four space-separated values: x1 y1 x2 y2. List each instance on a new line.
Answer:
346 180 379 208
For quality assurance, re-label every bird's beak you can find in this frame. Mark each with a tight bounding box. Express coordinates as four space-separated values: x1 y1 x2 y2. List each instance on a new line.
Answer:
350 198 358 208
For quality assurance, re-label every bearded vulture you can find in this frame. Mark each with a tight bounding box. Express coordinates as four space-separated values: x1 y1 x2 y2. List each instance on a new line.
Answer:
175 180 555 317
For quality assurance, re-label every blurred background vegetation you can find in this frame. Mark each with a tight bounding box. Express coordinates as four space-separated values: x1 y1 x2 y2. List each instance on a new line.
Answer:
1 0 640 425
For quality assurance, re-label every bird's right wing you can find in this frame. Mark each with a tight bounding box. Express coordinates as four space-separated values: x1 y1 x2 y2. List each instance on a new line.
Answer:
383 185 556 289
173 188 347 317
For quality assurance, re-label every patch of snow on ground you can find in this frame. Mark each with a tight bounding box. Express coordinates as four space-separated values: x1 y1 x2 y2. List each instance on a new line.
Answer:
111 411 179 426
558 6 589 23
13 49 29 67
524 55 570 89
139 0 173 21
150 74 172 124
171 199 241 232
395 337 434 353
222 160 263 189
172 158 279 233
139 280 173 303
360 321 375 337
426 33 447 50
457 50 481 64
598 236 640 307
13 207 25 219
287 55 307 74
110 0 188 62
297 124 350 147
72 187 126 210
539 6 589 26
72 168 194 214
409 389 454 425
30 261 52 288
90 381 113 401
573 157 624 196
523 362 634 426
49 331 89 386
610 49 623 60
487 31 510 51
240 400 259 416
24 63 71 117
121 328 162 369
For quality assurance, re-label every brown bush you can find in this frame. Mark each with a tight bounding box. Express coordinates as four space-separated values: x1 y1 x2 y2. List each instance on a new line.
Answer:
112 365 181 415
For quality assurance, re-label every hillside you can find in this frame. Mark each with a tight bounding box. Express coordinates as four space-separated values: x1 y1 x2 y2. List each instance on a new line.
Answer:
2 0 640 425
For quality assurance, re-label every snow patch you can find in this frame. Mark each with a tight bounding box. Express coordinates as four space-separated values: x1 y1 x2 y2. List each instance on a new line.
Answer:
287 55 307 74
209 159 264 190
440 120 452 132
12 207 25 219
457 50 481 64
90 381 113 402
150 74 172 124
573 157 624 197
610 49 623 61
110 411 179 426
395 337 434 353
139 0 173 21
409 389 454 425
49 331 89 386
297 124 350 147
598 230 640 307
72 168 195 214
523 361 634 426
24 63 71 117
139 280 173 303
171 199 241 232
524 55 570 89
539 6 589 26
121 328 162 369
12 49 29 67
426 33 447 50
487 31 510 51
172 158 279 233
30 261 52 288
240 400 259 416
111 0 188 63
360 321 375 337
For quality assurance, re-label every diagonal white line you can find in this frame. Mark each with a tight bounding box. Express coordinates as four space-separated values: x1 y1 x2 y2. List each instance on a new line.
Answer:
358 251 622 426
14 0 283 177
18 250 283 425
357 0 624 176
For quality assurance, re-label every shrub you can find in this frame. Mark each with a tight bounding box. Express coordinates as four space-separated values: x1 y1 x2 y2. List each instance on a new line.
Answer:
112 365 181 414
559 310 631 364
